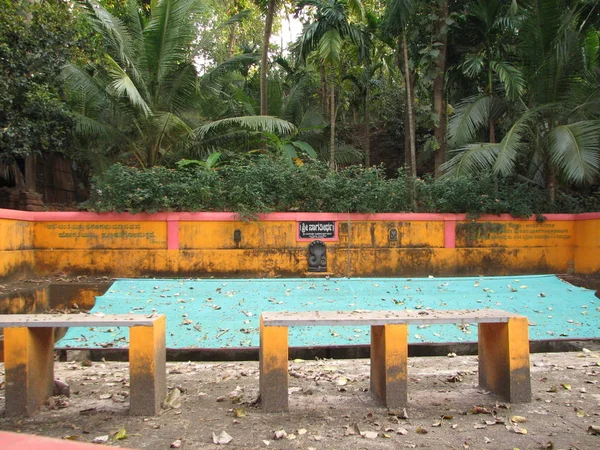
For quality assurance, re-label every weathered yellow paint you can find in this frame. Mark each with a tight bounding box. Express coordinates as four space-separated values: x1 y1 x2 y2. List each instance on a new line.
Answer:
180 221 297 249
31 246 575 278
0 219 33 250
338 221 445 248
0 214 598 278
259 316 289 411
4 327 55 415
0 287 48 314
456 221 575 248
0 218 35 280
478 317 531 403
33 221 167 249
574 218 600 274
129 315 167 415
370 324 408 407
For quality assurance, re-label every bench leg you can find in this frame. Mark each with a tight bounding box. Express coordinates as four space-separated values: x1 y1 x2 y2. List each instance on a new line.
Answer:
129 316 167 415
478 317 531 403
370 324 408 408
3 327 55 416
259 317 289 412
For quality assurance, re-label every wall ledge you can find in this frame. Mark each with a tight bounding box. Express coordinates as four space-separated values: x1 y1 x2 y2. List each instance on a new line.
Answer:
1 209 597 222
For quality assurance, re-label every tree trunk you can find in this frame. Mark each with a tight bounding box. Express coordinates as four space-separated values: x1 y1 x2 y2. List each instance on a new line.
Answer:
547 163 557 203
329 66 336 170
227 22 238 58
402 32 416 179
260 0 276 116
433 0 448 179
321 62 329 117
364 83 371 167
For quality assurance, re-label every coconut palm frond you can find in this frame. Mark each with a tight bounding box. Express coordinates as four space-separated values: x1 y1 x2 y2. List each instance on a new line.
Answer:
73 112 126 141
144 0 205 85
548 121 600 184
200 53 261 85
195 116 296 138
490 60 525 100
448 95 493 146
318 29 343 63
105 55 152 117
442 143 500 177
62 64 111 106
492 113 532 176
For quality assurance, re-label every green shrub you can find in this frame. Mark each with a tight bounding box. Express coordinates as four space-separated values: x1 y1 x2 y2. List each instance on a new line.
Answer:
82 160 598 216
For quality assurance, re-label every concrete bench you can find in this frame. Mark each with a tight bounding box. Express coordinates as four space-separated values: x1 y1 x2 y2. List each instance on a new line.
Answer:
0 313 166 416
259 309 531 411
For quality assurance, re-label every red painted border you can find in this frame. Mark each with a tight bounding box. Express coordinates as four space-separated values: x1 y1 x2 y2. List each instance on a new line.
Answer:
1 208 598 223
444 220 456 248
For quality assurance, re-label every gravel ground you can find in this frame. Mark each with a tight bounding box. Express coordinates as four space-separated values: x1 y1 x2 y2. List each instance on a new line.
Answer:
1 350 600 449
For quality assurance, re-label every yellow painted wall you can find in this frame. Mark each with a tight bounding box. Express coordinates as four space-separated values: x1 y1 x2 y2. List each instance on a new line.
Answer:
0 218 34 280
574 218 600 274
337 221 444 248
34 221 167 249
0 214 598 279
180 221 296 249
455 221 575 248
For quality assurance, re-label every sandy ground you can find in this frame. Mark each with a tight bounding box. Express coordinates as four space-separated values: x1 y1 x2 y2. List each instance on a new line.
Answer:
1 350 600 450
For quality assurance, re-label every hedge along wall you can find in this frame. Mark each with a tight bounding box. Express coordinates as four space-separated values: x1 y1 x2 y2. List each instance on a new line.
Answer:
0 209 599 279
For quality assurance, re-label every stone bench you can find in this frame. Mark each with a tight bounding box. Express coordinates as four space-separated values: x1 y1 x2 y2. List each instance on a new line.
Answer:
0 313 166 416
259 309 531 411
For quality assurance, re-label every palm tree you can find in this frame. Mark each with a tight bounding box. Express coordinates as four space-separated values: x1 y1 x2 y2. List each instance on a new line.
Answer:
256 0 283 115
65 0 295 168
432 0 448 178
447 0 523 147
443 0 600 198
383 0 415 178
64 0 205 167
295 0 370 169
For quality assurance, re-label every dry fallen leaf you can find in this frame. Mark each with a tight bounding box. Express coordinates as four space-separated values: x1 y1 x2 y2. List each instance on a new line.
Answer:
336 377 348 386
233 407 246 418
273 430 287 440
360 431 378 439
561 383 572 390
415 426 428 434
511 416 527 423
471 406 491 415
92 435 109 444
162 388 182 409
113 427 127 440
212 431 233 445
588 425 600 435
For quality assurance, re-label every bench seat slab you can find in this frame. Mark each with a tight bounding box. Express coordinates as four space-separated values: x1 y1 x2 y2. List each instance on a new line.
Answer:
259 316 289 412
370 324 408 407
130 316 167 415
4 327 55 416
2 316 167 416
478 317 531 403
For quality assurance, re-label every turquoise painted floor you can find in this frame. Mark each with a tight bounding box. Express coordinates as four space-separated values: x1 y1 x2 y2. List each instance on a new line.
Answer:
58 275 600 349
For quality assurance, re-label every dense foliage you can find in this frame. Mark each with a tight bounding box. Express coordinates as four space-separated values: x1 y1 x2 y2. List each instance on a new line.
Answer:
0 0 78 184
2 0 599 213
83 159 599 216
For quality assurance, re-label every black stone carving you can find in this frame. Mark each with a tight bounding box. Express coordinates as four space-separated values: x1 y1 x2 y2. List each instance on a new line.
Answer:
308 240 327 272
389 228 398 241
233 229 242 244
